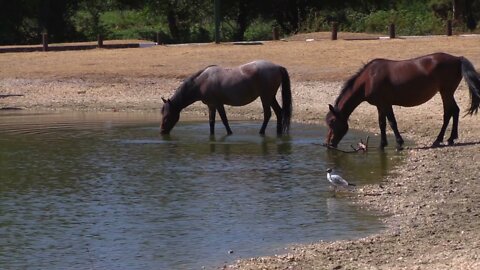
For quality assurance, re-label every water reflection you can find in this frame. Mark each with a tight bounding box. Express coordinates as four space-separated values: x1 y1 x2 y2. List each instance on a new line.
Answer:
0 112 404 269
323 141 401 185
206 134 293 156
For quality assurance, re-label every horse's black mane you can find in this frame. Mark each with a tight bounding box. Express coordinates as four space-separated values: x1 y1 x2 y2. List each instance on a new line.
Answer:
171 65 217 107
334 59 378 107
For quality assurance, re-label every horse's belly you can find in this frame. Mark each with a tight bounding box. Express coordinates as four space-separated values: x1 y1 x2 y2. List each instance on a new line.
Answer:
225 96 258 106
392 87 438 107
204 91 258 107
222 87 261 106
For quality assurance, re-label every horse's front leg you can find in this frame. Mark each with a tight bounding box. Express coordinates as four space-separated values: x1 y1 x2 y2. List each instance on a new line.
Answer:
217 105 233 135
208 105 216 135
433 100 457 147
385 107 404 150
377 108 388 149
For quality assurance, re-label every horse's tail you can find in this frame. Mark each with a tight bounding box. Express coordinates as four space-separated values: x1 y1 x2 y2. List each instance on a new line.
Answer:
280 67 292 134
460 57 480 116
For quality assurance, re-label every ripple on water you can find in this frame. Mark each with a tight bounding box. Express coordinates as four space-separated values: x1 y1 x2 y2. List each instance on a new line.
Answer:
0 111 404 269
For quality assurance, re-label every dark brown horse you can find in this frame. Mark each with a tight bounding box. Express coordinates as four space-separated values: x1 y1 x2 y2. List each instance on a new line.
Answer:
161 60 292 135
326 52 480 149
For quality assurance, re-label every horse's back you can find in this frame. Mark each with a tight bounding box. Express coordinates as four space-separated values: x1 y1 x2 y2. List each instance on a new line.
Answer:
240 60 282 70
363 53 462 106
198 60 284 106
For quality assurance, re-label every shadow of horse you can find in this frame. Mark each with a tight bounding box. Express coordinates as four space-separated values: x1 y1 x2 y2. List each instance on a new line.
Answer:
410 140 480 150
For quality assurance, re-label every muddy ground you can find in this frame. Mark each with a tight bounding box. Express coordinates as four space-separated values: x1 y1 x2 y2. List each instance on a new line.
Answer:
1 34 479 269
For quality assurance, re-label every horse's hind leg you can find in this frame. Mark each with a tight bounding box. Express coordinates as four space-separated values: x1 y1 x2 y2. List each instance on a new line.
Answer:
448 101 460 145
434 93 459 146
259 97 272 135
217 105 233 135
271 99 283 135
433 112 451 147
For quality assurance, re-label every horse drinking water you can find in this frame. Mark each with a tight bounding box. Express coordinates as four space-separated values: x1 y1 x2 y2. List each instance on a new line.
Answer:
161 60 292 135
326 52 480 149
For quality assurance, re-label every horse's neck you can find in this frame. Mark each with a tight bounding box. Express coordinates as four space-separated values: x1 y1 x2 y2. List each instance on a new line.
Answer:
336 86 365 118
171 85 201 110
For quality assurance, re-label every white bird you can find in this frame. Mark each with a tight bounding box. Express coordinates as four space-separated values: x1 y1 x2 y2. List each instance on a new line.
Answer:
326 168 356 192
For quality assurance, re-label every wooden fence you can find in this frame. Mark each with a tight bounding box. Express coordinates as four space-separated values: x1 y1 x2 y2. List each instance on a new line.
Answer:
0 20 462 53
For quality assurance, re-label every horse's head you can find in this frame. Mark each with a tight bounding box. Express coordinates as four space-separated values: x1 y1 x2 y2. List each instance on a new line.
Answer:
325 104 349 148
160 98 180 135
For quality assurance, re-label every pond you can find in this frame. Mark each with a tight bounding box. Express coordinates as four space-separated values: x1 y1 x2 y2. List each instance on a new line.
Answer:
0 111 404 269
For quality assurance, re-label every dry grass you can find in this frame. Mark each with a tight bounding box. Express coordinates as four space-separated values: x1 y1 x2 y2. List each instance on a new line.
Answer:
1 34 479 82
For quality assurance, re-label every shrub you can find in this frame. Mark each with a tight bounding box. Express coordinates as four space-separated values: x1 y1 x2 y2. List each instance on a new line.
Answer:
244 19 276 41
100 9 163 41
363 3 444 35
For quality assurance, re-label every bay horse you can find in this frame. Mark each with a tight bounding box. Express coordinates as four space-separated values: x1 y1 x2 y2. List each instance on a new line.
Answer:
326 52 480 149
161 60 292 136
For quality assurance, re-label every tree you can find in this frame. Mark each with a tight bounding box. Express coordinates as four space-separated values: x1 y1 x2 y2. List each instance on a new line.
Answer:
0 1 29 44
38 0 79 42
145 0 211 43
221 0 263 41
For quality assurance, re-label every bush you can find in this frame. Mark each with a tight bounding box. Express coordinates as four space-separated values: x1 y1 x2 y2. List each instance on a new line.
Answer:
97 9 213 43
100 9 163 41
244 19 276 41
363 3 444 35
72 10 100 41
296 3 444 36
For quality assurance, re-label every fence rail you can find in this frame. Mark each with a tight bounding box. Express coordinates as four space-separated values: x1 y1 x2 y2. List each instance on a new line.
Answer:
0 20 465 53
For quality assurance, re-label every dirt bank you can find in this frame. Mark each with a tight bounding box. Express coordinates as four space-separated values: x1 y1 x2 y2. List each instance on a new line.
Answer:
1 35 479 269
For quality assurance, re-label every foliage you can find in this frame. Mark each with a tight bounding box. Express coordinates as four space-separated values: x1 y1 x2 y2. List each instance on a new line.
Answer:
363 3 444 35
243 19 277 41
1 0 480 45
100 9 162 40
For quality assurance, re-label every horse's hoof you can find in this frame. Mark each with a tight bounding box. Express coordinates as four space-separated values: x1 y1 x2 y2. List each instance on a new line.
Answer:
396 145 404 151
431 141 442 148
447 140 455 146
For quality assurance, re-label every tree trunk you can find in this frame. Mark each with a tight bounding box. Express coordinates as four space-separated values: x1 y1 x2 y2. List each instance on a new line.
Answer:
453 0 466 24
233 2 248 41
167 5 179 41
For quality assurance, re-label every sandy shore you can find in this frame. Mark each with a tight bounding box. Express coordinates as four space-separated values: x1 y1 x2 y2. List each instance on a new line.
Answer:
1 76 478 269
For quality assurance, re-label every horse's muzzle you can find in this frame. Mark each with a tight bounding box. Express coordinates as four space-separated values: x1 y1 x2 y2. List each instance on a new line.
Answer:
325 131 336 148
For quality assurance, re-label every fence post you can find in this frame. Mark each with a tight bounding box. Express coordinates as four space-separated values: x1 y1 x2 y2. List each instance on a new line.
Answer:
331 22 338 40
447 20 453 36
42 33 48 52
97 34 103 48
389 23 396 39
272 26 279 40
156 32 162 44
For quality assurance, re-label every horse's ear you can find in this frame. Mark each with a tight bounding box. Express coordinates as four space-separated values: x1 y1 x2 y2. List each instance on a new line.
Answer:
328 104 336 115
162 97 167 103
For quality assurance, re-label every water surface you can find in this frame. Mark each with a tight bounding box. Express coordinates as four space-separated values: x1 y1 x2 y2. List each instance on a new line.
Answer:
0 112 404 269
